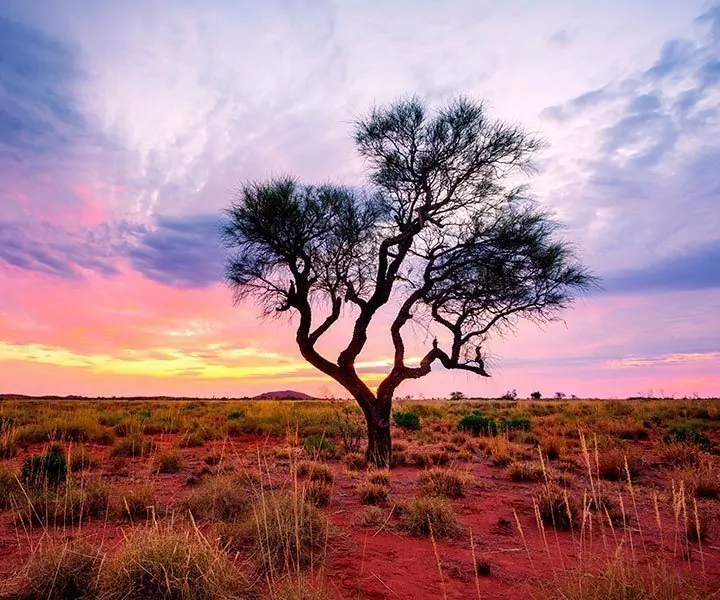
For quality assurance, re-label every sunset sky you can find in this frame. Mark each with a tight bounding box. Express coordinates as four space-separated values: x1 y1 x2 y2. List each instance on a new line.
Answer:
1 1 719 399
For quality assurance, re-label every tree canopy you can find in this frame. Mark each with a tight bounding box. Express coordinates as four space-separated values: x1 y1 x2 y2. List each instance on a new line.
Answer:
221 96 595 466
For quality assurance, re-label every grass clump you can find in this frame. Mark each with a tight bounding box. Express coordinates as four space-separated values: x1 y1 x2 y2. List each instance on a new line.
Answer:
399 496 461 538
663 426 713 451
540 557 713 599
69 445 98 472
393 411 421 430
181 473 257 522
248 492 329 576
357 482 389 505
343 452 366 471
507 461 544 482
120 482 156 521
596 448 642 481
104 525 251 600
5 539 103 600
357 505 385 528
21 448 67 489
111 434 155 458
297 461 334 483
535 483 577 530
0 464 20 509
458 413 497 436
154 449 183 474
419 467 473 498
303 480 333 507
366 468 390 486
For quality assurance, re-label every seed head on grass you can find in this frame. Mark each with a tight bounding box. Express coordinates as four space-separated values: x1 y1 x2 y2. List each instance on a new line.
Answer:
399 496 462 539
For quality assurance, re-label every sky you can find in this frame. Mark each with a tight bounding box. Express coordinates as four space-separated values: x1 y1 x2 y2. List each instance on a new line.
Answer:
0 0 718 399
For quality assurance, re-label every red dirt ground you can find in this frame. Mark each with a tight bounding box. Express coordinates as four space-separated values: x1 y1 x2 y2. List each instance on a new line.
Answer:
1 434 718 599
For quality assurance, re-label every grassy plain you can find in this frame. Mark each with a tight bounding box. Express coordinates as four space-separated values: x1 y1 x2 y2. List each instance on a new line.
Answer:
0 395 718 599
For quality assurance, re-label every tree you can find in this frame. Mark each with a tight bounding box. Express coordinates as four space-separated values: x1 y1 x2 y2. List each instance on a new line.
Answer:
220 96 595 467
449 391 466 401
530 391 542 400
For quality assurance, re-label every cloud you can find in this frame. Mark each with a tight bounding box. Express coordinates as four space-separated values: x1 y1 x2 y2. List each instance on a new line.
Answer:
538 4 720 279
608 351 720 368
0 220 121 278
0 17 85 158
605 239 720 293
126 214 224 288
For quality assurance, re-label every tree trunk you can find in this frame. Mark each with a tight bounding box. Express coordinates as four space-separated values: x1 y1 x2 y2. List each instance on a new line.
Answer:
363 403 392 468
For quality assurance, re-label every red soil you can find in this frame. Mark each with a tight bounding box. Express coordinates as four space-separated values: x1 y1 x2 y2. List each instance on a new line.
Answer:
1 435 718 599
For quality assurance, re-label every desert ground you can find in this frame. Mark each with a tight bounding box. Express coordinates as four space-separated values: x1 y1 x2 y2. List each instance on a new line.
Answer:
0 396 718 599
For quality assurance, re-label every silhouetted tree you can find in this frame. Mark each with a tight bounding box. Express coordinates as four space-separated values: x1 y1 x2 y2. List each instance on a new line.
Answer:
221 97 595 467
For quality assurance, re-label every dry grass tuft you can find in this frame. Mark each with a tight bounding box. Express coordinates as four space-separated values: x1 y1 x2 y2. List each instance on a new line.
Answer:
357 482 389 505
399 496 461 539
105 525 251 600
153 448 183 473
419 467 474 498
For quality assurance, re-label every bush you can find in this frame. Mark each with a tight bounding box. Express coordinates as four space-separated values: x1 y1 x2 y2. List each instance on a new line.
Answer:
9 539 103 600
501 416 532 432
154 449 183 474
659 441 702 467
419 468 473 498
458 413 497 436
530 391 542 400
399 497 461 539
22 449 67 489
227 410 245 420
664 427 713 451
393 411 421 430
104 526 249 600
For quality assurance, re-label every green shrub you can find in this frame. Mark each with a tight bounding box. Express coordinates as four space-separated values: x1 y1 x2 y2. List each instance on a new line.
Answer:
458 413 497 436
302 433 336 455
663 427 713 451
22 449 67 489
392 411 421 430
228 410 245 420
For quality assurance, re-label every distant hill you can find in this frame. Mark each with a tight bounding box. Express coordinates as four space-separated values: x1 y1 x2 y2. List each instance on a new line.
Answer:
253 390 315 400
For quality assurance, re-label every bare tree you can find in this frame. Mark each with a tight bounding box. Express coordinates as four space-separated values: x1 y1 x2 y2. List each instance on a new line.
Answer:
220 97 596 467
